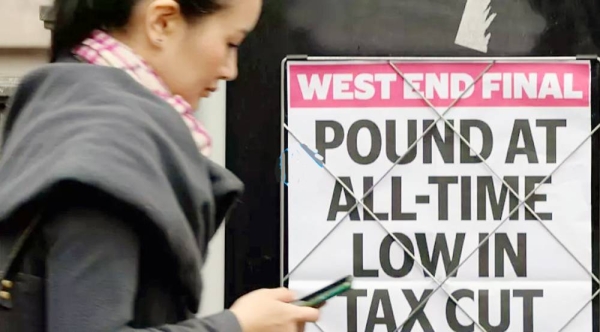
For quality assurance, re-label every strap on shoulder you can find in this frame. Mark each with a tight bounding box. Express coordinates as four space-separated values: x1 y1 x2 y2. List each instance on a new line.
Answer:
0 214 42 310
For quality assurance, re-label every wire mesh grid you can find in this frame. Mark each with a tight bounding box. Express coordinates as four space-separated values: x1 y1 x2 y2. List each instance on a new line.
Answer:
280 57 599 332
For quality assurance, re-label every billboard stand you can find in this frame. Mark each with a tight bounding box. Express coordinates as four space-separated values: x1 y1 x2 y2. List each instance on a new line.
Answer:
282 56 600 331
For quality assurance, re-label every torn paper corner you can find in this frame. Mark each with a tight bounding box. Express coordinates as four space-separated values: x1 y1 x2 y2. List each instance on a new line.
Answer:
455 0 497 53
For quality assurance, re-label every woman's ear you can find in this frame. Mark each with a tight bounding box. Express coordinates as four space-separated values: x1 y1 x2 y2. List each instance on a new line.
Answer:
144 0 185 48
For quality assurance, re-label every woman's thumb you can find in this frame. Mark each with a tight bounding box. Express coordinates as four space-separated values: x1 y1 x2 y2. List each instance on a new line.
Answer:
267 287 296 302
291 306 320 322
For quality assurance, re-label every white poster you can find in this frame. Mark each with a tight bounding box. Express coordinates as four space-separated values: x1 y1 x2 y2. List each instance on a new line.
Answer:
284 60 593 332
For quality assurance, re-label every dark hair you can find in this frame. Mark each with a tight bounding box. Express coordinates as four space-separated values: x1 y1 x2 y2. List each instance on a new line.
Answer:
50 0 223 62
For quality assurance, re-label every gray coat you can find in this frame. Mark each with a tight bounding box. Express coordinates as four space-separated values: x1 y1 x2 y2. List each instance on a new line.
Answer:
0 57 245 331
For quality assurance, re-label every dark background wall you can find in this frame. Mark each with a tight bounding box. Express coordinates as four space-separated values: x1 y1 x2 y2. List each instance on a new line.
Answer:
224 0 600 307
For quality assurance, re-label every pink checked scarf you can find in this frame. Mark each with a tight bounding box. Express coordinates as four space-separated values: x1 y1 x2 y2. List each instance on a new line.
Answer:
72 30 212 156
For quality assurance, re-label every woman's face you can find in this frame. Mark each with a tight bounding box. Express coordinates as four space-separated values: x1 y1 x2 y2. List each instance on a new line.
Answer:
130 0 262 109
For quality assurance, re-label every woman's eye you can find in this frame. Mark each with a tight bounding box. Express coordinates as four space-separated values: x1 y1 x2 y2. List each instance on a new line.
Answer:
228 43 239 49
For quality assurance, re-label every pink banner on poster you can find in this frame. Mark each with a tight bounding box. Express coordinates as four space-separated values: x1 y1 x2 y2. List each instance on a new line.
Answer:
288 62 590 108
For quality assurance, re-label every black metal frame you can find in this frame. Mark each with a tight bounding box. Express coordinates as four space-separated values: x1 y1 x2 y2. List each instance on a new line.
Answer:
225 2 600 317
287 56 600 331
590 60 600 331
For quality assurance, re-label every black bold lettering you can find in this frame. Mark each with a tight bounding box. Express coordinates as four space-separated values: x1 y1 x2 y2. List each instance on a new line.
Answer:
340 289 368 332
461 176 472 220
514 289 544 332
524 176 552 220
416 233 465 277
392 177 417 221
479 233 490 277
401 289 434 332
495 233 527 277
446 289 475 332
423 119 454 164
460 119 493 163
429 176 459 220
477 176 519 221
506 119 538 164
353 234 378 277
348 120 381 165
328 177 360 221
366 289 396 332
380 233 414 278
387 120 417 165
316 120 344 164
364 177 389 221
536 119 566 164
479 289 511 332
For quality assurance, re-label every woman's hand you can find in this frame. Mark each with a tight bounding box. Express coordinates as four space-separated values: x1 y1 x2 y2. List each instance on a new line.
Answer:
230 288 321 332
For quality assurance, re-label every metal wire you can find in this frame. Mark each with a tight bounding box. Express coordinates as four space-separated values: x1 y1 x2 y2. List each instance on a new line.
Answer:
283 61 495 282
281 57 598 332
558 289 600 331
386 61 600 331
389 61 599 284
283 62 497 332
304 55 580 62
389 64 600 331
283 124 489 332
312 322 326 332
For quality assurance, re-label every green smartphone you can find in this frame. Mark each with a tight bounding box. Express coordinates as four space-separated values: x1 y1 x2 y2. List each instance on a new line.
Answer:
292 275 353 307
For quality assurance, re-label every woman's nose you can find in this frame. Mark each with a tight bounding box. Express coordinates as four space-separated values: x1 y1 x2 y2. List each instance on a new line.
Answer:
221 55 238 81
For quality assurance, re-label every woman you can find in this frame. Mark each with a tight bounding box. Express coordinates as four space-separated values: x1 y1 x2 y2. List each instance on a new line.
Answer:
0 0 320 331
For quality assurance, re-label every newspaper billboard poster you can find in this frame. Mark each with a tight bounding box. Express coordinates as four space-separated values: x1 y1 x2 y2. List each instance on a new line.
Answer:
284 59 594 332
